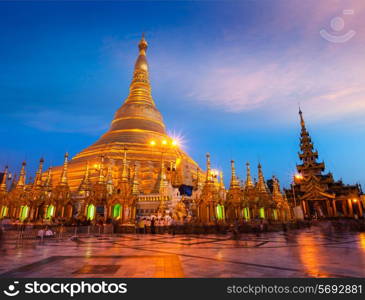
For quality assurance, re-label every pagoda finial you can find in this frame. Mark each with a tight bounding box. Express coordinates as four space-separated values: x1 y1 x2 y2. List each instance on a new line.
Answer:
59 152 69 185
17 161 26 189
205 153 212 182
138 33 148 55
230 160 240 189
245 162 253 188
34 157 44 188
256 163 267 193
0 166 8 192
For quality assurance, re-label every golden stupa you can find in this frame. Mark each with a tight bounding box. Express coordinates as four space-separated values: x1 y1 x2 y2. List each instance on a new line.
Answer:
49 35 200 193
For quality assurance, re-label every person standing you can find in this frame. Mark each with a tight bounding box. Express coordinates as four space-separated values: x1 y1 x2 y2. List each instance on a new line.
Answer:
150 217 156 234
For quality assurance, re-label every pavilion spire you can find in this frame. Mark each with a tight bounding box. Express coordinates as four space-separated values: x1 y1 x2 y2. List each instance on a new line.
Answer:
0 166 8 192
59 152 69 185
297 109 324 176
230 160 240 189
299 107 306 129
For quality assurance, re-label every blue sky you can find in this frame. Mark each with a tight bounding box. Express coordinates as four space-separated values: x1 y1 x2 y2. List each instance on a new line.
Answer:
1 0 364 188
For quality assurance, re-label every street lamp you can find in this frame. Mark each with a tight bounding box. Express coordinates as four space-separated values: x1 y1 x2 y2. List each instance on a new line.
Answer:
292 173 303 208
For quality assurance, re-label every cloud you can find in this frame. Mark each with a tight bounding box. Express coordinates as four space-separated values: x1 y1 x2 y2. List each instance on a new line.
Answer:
149 0 365 125
15 110 109 134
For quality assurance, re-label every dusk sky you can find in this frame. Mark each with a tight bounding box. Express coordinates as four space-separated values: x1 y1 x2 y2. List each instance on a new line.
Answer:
0 0 364 188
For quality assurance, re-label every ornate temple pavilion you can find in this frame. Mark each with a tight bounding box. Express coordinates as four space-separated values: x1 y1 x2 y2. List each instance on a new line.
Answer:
285 110 364 218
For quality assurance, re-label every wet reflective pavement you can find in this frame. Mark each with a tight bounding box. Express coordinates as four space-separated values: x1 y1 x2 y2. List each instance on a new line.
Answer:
1 227 365 278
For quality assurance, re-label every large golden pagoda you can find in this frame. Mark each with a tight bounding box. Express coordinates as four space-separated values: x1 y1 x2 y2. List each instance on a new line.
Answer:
49 35 200 194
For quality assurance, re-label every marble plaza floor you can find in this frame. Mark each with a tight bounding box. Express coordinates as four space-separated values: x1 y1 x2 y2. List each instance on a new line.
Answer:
1 227 365 278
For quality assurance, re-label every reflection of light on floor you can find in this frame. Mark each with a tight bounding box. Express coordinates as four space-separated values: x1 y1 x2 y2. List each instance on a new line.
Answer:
297 234 328 277
359 233 365 251
216 251 223 261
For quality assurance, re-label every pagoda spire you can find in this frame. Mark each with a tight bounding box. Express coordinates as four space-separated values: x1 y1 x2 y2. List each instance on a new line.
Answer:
245 162 253 188
205 153 212 183
106 164 114 195
220 171 225 190
121 149 129 183
0 166 8 192
132 164 139 195
230 160 240 189
97 155 105 184
44 167 53 189
158 160 168 195
79 162 91 192
59 152 69 185
125 34 155 106
16 161 26 189
34 158 44 189
272 176 281 195
256 163 267 193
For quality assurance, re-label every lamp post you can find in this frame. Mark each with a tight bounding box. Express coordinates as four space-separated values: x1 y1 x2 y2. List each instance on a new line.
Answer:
292 173 304 218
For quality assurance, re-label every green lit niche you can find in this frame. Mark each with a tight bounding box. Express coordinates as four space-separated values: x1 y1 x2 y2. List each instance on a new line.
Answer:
113 204 121 219
216 204 224 220
243 207 250 220
19 205 29 221
87 204 95 220
46 205 55 219
259 207 265 219
0 206 8 218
